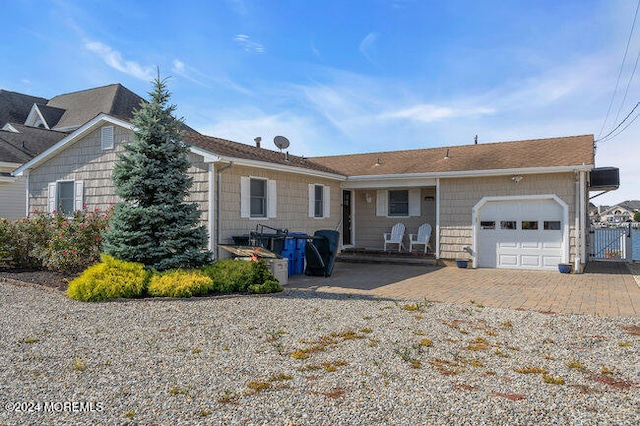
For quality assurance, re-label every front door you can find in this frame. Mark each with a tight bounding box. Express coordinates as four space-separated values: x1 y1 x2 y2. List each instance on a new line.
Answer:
342 190 352 246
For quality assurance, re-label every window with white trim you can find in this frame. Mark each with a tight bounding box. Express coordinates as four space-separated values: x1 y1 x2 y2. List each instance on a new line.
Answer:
48 180 84 215
309 184 330 218
101 126 114 150
376 188 421 217
240 176 277 219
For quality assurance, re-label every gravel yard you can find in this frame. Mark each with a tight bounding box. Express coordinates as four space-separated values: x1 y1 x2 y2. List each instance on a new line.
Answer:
0 281 638 425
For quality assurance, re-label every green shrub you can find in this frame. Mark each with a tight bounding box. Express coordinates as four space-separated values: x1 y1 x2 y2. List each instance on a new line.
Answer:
202 259 254 293
249 279 283 294
147 269 214 298
201 259 282 294
66 255 150 302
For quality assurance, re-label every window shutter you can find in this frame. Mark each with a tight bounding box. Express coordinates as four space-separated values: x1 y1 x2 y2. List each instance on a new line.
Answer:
101 126 114 150
409 188 421 216
308 184 314 217
240 176 250 218
47 182 56 213
323 185 330 218
267 179 277 218
376 190 387 216
74 181 84 211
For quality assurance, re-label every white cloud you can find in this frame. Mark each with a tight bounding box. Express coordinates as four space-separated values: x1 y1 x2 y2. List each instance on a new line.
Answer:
381 104 494 123
225 0 248 15
170 58 253 95
359 32 379 66
234 34 265 54
84 41 154 81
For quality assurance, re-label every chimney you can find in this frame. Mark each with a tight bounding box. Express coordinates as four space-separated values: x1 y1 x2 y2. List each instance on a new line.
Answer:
474 135 478 144
254 137 261 148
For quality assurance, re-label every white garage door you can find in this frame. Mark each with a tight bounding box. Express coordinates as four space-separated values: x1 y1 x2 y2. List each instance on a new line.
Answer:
477 199 565 270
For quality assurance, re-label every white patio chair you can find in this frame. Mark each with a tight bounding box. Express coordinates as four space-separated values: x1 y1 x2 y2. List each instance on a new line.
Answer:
409 223 432 253
383 223 406 252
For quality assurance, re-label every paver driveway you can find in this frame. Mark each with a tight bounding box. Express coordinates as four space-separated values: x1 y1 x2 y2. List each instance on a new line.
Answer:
288 261 640 317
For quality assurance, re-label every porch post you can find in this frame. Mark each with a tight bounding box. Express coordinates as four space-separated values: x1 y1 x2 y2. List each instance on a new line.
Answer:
435 177 440 259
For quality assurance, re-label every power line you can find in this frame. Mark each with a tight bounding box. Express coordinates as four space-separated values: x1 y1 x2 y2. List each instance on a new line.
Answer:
596 101 640 143
614 38 640 125
598 0 640 139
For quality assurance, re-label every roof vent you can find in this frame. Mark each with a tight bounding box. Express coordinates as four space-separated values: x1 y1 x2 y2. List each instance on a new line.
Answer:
444 148 450 160
254 137 261 148
474 135 478 144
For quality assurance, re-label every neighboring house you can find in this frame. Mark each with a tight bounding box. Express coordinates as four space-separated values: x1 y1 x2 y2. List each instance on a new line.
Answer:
0 90 48 126
0 84 194 219
14 111 604 272
0 90 50 219
597 200 640 224
0 125 68 218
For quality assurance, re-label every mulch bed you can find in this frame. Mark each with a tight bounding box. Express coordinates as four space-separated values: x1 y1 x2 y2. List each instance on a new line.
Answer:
0 268 76 292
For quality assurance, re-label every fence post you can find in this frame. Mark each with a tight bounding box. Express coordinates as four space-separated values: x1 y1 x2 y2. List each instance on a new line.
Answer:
625 224 633 263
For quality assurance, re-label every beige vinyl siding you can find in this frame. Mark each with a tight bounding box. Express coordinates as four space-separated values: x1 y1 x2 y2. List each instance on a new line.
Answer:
0 176 27 219
352 187 437 250
438 173 578 261
215 164 342 247
28 125 209 223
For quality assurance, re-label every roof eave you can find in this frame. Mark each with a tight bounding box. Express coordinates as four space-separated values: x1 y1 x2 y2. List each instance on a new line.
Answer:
346 164 595 182
210 154 347 180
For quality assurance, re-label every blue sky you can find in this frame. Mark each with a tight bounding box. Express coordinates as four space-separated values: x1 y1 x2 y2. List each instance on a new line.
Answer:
1 0 639 205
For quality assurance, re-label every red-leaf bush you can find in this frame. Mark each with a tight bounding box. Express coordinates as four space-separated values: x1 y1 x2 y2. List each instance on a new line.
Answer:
0 207 112 272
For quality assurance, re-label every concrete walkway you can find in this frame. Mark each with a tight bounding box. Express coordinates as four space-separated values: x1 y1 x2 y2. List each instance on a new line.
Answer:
287 261 640 317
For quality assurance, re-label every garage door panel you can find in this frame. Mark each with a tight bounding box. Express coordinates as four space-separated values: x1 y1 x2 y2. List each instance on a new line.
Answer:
521 256 541 267
499 255 518 267
477 198 566 271
543 241 563 249
521 241 541 249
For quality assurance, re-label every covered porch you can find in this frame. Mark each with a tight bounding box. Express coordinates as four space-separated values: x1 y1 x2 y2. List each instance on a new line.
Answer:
339 177 438 257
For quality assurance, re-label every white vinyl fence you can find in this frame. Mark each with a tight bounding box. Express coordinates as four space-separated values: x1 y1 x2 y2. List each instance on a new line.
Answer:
589 225 634 261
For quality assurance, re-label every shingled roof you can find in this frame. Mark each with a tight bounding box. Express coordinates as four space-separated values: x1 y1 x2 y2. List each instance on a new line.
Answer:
45 84 144 130
308 135 595 176
0 124 67 164
0 90 48 127
182 132 343 176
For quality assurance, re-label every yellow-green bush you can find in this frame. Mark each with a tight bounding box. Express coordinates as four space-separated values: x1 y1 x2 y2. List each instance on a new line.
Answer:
66 255 150 302
147 269 214 298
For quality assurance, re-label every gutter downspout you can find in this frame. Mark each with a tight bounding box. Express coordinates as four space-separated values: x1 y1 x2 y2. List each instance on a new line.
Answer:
435 177 441 260
215 161 233 260
24 170 30 217
579 170 586 270
574 178 581 273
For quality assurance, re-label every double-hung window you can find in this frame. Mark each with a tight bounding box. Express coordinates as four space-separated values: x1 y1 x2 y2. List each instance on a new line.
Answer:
240 176 277 219
376 189 421 217
48 180 84 215
309 184 330 218
250 178 267 218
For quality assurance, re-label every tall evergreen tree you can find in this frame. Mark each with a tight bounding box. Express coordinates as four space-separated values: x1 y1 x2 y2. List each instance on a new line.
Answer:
103 74 210 270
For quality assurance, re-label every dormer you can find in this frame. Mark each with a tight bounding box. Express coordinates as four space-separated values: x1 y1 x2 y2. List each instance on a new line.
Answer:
24 103 66 129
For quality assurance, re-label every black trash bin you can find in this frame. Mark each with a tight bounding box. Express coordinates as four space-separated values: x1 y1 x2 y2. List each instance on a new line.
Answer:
304 230 340 277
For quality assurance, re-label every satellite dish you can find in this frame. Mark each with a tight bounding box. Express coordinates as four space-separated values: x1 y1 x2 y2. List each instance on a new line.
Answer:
273 135 290 151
